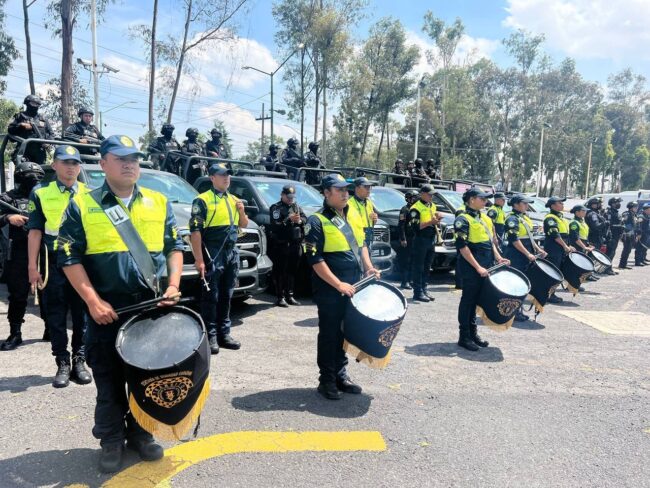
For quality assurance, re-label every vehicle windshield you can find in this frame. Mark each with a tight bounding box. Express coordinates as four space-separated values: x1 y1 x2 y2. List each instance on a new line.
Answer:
368 187 406 212
436 190 464 210
85 169 198 204
252 180 323 208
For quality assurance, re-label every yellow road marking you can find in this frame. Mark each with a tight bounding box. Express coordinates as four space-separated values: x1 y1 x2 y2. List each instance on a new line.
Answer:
103 431 386 488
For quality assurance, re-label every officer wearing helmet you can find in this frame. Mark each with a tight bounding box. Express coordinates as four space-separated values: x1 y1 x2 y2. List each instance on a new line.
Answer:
604 197 624 259
393 159 406 176
585 197 609 249
7 95 54 164
181 127 206 183
261 143 281 171
413 158 427 178
618 200 639 270
280 137 304 178
304 141 324 185
147 123 181 172
0 160 45 351
636 202 650 266
205 129 229 159
63 106 105 154
398 190 418 289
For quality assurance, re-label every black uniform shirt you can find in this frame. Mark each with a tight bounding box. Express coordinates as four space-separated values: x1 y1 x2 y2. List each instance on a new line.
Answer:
0 189 30 245
63 121 105 143
269 200 307 243
205 140 229 158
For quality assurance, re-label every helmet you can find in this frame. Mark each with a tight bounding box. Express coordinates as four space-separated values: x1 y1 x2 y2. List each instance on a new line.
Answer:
161 123 175 134
414 158 423 166
210 129 222 137
308 141 319 151
406 190 419 199
269 143 280 152
608 197 622 206
587 197 600 206
14 161 45 183
185 127 199 137
287 137 298 148
23 94 42 107
77 106 94 117
627 201 638 209
395 159 403 165
407 160 415 166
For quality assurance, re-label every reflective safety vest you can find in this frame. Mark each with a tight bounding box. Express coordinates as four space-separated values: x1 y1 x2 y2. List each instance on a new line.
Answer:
410 200 437 225
73 187 168 255
195 190 240 228
457 211 494 243
571 218 589 240
508 212 534 239
545 212 569 234
33 180 88 250
314 209 365 253
349 196 375 229
488 205 506 224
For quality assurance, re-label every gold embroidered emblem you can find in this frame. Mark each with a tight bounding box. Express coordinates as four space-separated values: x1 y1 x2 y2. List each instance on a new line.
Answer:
119 135 134 147
378 323 401 347
65 146 76 155
496 298 521 317
145 376 193 408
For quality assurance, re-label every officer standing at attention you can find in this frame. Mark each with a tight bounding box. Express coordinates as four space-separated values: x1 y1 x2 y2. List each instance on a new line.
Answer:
618 201 639 270
27 145 91 388
147 123 181 172
261 143 281 171
268 185 306 307
487 192 507 248
409 184 441 302
398 190 418 290
57 135 183 473
0 161 44 350
585 197 608 248
181 127 204 156
7 95 54 164
349 177 378 246
63 107 105 154
503 194 546 322
454 188 509 351
304 141 324 185
304 174 379 400
605 197 624 259
205 129 229 159
635 203 650 266
190 163 247 354
543 196 576 304
568 204 597 284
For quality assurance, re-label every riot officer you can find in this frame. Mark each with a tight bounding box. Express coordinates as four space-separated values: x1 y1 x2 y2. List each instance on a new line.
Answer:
349 177 378 247
425 159 436 178
618 201 639 269
63 107 105 154
635 203 650 266
393 159 406 175
398 190 418 289
0 161 44 350
406 160 417 177
280 137 304 178
454 188 509 351
268 185 307 307
543 196 576 304
261 143 281 171
605 197 624 259
585 197 608 248
304 141 324 185
205 129 229 159
190 163 247 355
181 127 206 184
304 174 379 400
7 95 54 164
147 123 181 172
409 184 441 302
568 204 597 284
487 192 507 247
28 145 91 388
413 158 428 178
503 194 546 322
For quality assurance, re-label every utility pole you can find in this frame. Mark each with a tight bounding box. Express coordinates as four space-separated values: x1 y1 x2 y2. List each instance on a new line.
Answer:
255 103 271 158
414 77 425 161
536 123 552 196
90 0 100 120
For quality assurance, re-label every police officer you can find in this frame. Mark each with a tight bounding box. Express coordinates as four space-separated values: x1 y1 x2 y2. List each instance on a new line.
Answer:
618 201 639 269
181 127 204 156
585 197 608 248
190 163 247 355
568 204 597 284
454 188 509 351
304 174 379 400
0 161 44 350
543 196 576 304
7 95 54 164
268 185 306 307
57 135 183 473
261 143 281 171
398 190 418 289
280 137 304 178
635 203 650 266
63 107 105 154
425 159 436 178
205 129 229 159
409 184 441 302
393 159 406 175
304 141 324 185
487 192 507 247
349 177 378 246
503 194 546 322
406 160 417 178
147 123 181 172
413 158 427 178
605 197 624 259
27 145 91 388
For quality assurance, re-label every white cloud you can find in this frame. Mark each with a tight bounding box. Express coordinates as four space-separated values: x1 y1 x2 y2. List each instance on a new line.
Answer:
503 0 650 60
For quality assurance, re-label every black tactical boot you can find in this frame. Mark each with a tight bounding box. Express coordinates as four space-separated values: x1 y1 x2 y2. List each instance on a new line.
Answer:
317 382 343 400
458 330 479 351
400 281 412 290
218 334 241 350
423 290 435 301
127 438 164 461
99 443 124 473
209 336 219 355
336 377 362 394
1 331 23 351
470 324 489 347
285 294 300 306
71 356 92 385
275 297 289 307
413 292 430 303
53 360 71 388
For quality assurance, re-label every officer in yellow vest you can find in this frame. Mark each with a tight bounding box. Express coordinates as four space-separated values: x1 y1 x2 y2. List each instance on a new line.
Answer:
543 196 576 304
409 184 442 302
569 204 598 283
27 145 91 388
487 191 507 246
57 135 183 473
454 188 509 351
190 163 248 355
304 174 379 400
349 176 378 244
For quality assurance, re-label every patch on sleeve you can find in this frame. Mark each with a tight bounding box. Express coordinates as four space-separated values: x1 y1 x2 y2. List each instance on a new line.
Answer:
454 220 464 229
272 209 280 220
303 223 311 235
191 203 201 215
507 219 517 229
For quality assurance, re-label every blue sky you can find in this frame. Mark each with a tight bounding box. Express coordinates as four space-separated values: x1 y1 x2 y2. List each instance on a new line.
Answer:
3 0 650 155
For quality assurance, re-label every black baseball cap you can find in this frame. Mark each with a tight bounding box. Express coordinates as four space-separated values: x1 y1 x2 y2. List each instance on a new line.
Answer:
493 192 506 200
462 188 493 202
208 163 231 176
508 194 534 205
353 176 373 187
321 173 349 190
545 196 567 208
282 185 296 199
571 204 588 213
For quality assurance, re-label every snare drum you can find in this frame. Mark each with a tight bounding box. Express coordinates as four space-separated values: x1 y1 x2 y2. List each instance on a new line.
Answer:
524 258 564 314
589 249 612 274
476 266 531 331
115 306 210 441
343 280 407 369
561 251 595 294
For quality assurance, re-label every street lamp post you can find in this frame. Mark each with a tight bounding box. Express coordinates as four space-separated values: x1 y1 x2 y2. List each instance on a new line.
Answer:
536 122 552 196
414 76 426 161
584 137 598 198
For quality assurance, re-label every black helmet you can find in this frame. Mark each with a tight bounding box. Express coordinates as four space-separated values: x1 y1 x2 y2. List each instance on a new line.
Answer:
414 158 423 167
287 137 298 148
210 129 222 137
23 94 42 107
308 141 319 151
627 201 638 209
587 197 600 206
269 143 279 152
77 106 94 117
185 127 199 137
406 190 419 199
395 159 403 165
15 161 44 181
161 123 175 134
608 197 622 206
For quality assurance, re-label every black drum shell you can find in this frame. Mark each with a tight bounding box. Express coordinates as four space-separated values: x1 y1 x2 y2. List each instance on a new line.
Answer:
589 249 612 274
561 251 595 291
477 266 531 326
343 281 407 359
524 258 564 310
116 306 210 426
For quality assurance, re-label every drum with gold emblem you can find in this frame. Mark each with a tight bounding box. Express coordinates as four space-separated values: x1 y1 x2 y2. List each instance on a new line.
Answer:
476 266 531 331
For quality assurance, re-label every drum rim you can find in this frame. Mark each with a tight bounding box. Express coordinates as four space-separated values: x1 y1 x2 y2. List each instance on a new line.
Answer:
533 257 564 282
567 251 596 271
349 279 408 322
115 305 206 371
589 249 612 266
488 266 531 296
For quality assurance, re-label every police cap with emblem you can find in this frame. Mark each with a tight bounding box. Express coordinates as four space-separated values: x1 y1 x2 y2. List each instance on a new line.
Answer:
321 173 349 190
54 145 82 163
353 176 373 187
493 192 506 200
281 184 296 200
208 163 231 176
571 204 588 213
462 188 493 202
100 135 146 158
545 196 566 208
508 194 534 206
643 202 650 210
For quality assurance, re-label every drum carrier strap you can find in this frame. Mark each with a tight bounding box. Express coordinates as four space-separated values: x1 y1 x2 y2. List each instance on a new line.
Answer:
323 210 363 273
90 189 160 295
520 215 544 254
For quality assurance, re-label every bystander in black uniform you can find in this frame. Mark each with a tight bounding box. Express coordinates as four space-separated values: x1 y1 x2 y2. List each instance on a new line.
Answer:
605 197 624 259
148 124 182 172
398 190 418 289
0 162 44 350
205 129 229 159
618 201 639 269
63 107 105 155
268 185 306 307
7 95 54 164
635 203 650 266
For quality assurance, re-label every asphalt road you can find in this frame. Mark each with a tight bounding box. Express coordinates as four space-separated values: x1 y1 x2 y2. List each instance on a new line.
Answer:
0 257 648 487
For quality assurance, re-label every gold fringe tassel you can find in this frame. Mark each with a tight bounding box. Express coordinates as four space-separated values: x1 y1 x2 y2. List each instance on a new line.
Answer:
527 294 544 315
564 281 580 296
475 306 514 332
343 340 392 370
128 377 211 441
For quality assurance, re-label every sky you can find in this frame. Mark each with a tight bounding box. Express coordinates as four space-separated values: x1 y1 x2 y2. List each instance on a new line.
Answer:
3 0 650 156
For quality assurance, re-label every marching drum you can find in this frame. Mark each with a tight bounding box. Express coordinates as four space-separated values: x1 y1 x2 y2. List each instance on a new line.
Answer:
115 306 210 441
476 266 531 331
524 258 564 314
561 251 595 294
589 249 613 274
343 278 407 369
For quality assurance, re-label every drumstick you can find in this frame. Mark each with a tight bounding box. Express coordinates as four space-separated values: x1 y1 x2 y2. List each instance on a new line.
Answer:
486 262 508 274
115 292 182 315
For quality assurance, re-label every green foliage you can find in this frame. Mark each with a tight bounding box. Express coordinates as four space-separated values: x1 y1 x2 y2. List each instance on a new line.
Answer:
0 0 19 95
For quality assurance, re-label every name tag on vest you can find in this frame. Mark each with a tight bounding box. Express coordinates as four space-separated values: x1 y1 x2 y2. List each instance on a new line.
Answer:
105 205 129 225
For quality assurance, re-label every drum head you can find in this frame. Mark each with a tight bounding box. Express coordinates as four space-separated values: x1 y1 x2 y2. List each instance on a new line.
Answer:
591 249 612 266
351 282 406 322
537 260 563 281
569 252 595 271
490 269 530 296
117 307 204 370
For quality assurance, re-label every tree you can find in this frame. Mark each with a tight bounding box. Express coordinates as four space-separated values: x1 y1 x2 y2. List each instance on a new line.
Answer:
240 135 285 162
0 0 19 96
40 69 94 134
